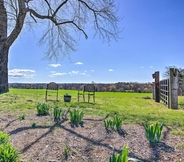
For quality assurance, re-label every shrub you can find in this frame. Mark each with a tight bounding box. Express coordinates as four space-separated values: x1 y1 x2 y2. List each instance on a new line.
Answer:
0 143 20 162
0 131 20 162
104 119 112 130
69 109 84 125
0 131 9 145
143 122 164 143
36 103 50 116
104 116 122 131
113 116 123 131
53 107 62 121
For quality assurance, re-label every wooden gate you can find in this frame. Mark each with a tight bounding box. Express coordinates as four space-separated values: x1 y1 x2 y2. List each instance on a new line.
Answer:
160 79 170 108
152 68 178 109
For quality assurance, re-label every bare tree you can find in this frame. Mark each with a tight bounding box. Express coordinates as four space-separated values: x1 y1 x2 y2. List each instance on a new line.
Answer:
163 66 184 85
0 0 121 93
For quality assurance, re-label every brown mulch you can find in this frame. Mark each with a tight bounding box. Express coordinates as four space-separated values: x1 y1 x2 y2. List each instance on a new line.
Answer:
0 113 184 162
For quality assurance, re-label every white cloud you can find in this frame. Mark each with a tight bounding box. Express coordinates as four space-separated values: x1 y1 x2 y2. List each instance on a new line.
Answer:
69 71 79 75
141 66 144 68
150 66 153 68
48 72 67 77
91 70 94 72
109 69 113 72
8 69 35 78
80 72 90 76
75 62 83 65
49 64 61 67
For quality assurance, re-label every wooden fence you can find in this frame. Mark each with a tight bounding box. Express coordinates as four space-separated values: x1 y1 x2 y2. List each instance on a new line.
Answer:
152 68 178 109
160 79 170 107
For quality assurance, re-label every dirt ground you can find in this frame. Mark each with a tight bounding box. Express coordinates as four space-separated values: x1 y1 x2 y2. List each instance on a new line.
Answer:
0 112 184 162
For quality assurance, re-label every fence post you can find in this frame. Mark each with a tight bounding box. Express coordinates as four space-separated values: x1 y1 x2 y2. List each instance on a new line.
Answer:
169 68 178 109
152 71 160 102
152 82 155 100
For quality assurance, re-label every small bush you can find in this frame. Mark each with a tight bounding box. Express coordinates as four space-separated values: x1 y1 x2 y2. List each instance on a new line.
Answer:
104 116 122 131
69 109 84 125
0 143 20 162
143 122 164 143
53 107 62 121
36 103 50 116
113 116 123 131
0 131 9 145
0 131 20 162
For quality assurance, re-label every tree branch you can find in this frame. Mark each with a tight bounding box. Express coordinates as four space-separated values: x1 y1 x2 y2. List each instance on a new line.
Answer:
28 8 88 39
52 0 68 18
6 0 27 47
56 21 88 39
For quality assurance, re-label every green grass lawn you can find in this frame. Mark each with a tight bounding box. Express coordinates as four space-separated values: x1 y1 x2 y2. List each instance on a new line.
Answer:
0 88 184 128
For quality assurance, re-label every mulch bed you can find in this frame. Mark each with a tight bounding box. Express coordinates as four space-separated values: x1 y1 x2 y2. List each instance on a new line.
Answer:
0 113 184 162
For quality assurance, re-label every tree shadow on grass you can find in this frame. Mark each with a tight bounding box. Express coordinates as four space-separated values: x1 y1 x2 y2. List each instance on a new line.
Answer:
58 124 144 161
146 142 174 162
145 126 174 162
8 120 66 153
6 119 143 161
3 118 19 130
117 129 128 137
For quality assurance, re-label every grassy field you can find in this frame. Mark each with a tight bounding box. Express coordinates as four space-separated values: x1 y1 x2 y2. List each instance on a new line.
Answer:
0 88 184 161
0 88 184 129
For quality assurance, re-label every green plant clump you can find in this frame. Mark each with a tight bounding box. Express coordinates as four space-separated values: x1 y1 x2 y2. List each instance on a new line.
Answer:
0 131 9 144
53 107 62 121
113 116 123 131
69 109 84 125
32 123 36 128
104 116 123 131
109 145 142 162
36 103 50 116
18 114 25 120
0 131 20 162
104 119 114 130
0 143 20 162
143 122 164 143
63 146 69 160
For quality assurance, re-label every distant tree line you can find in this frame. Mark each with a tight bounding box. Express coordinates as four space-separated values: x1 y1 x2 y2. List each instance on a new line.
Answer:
9 82 153 93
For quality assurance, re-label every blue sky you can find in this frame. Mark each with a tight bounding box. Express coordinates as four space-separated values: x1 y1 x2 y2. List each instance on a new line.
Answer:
8 0 184 83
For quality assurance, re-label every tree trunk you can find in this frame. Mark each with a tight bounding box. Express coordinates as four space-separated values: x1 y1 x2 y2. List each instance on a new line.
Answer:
0 45 9 93
0 0 27 93
0 0 9 93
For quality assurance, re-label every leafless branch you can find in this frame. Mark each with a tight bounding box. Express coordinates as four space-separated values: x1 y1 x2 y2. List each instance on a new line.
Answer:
3 0 121 60
52 0 68 18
